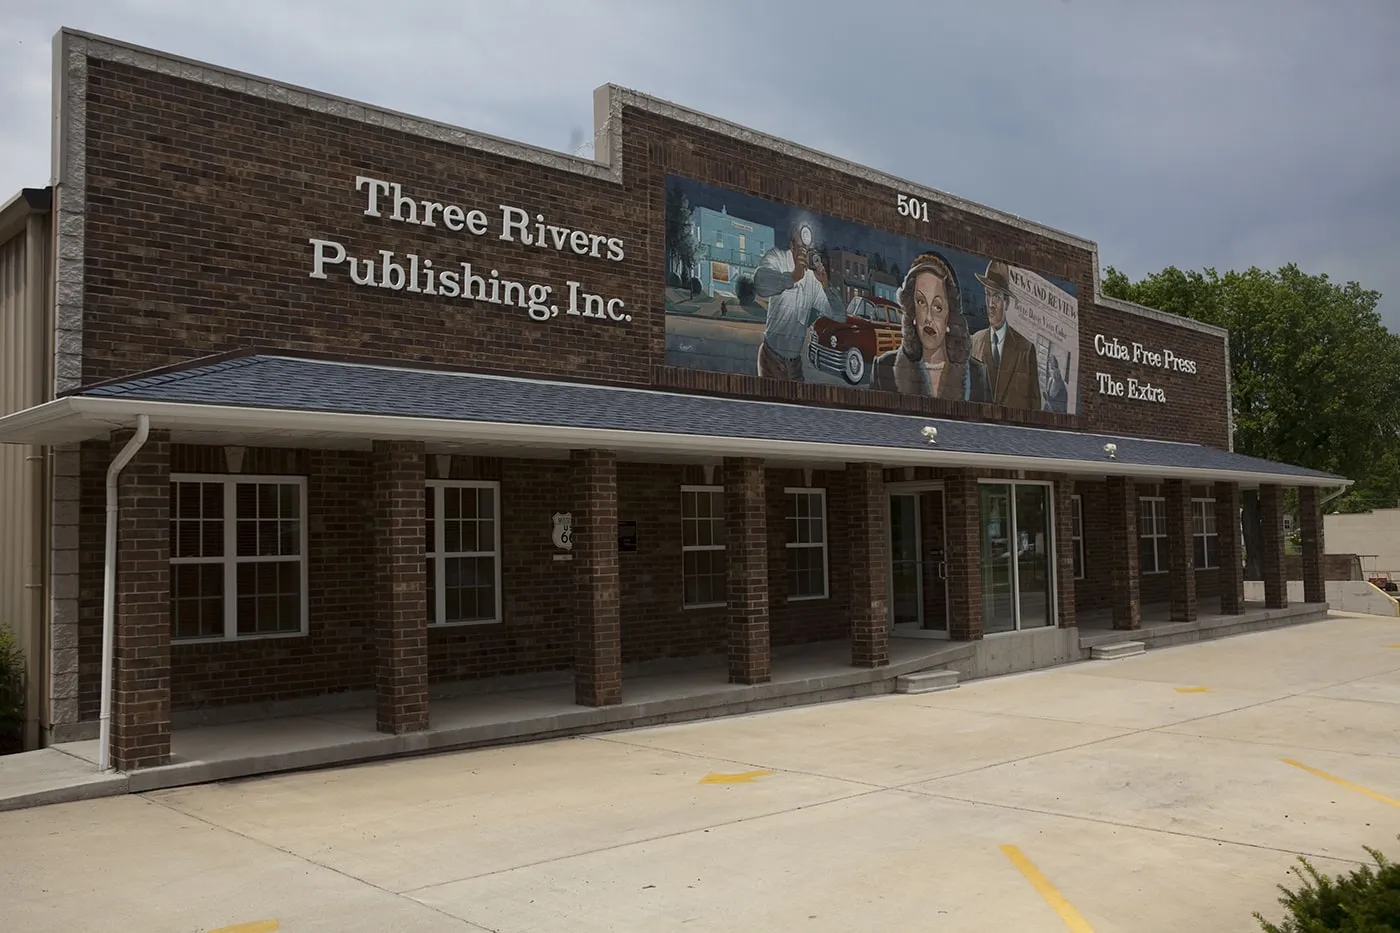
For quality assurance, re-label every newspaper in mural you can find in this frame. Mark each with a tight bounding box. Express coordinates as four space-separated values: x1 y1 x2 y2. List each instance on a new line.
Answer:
1003 266 1079 414
663 175 1080 414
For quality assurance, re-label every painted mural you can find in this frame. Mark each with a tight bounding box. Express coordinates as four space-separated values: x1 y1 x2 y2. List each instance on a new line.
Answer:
663 176 1081 414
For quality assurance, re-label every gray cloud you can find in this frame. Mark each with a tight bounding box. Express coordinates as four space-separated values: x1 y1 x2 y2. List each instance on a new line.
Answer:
3 0 1396 327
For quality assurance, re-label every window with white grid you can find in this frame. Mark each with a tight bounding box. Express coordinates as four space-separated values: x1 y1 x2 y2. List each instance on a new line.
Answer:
681 486 726 608
1138 496 1167 574
426 481 501 625
1192 498 1218 569
785 488 828 600
169 475 307 642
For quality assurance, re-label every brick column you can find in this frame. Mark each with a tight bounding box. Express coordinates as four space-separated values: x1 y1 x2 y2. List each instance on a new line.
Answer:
1299 486 1325 604
1259 483 1288 609
1164 479 1197 623
1214 482 1245 614
1105 476 1141 630
847 462 888 668
111 428 171 771
1053 478 1076 629
944 469 983 640
373 440 428 734
725 457 770 684
572 450 622 705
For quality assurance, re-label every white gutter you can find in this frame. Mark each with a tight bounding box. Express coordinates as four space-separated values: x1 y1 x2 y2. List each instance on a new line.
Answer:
0 394 1354 489
1321 486 1349 507
98 414 149 772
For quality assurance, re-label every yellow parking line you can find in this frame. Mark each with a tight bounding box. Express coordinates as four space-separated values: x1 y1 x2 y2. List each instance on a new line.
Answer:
209 921 279 933
1281 758 1400 808
1174 686 1210 693
699 769 772 784
1000 844 1095 932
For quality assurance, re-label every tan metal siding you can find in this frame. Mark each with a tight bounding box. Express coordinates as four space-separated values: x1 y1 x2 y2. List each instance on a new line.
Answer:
0 215 50 749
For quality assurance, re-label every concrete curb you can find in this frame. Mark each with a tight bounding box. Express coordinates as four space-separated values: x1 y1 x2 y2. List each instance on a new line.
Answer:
0 605 1337 810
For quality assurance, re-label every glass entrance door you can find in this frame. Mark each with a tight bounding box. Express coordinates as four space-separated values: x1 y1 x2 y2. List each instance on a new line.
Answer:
888 488 949 636
1014 484 1053 629
889 494 922 628
979 481 1056 632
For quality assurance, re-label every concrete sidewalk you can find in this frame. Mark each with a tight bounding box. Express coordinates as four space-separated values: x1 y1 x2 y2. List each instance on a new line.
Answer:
2 610 1397 932
0 601 1331 812
0 745 126 812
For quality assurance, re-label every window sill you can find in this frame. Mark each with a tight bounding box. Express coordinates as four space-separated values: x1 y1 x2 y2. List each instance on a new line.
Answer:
172 630 308 645
429 619 503 629
787 594 829 602
683 602 726 611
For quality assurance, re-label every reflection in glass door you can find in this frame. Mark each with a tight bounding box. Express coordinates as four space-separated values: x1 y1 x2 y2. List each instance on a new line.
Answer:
1014 485 1053 629
979 484 1016 634
979 481 1056 632
889 494 922 627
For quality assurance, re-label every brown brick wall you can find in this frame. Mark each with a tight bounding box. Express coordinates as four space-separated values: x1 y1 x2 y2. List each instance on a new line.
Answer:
373 440 429 732
1054 479 1076 629
1215 482 1245 614
573 450 622 706
846 463 888 667
1075 480 1222 616
1076 307 1231 448
111 428 172 770
725 457 770 684
1105 477 1141 629
80 59 658 391
1164 480 1197 622
1260 484 1288 608
943 470 983 640
168 448 376 709
78 58 1231 449
75 444 866 716
1299 486 1326 603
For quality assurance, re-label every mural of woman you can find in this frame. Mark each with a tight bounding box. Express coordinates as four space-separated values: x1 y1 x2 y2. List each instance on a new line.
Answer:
872 251 991 403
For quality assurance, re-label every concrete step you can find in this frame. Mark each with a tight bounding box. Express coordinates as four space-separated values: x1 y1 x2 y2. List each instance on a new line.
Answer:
1090 641 1146 660
895 669 960 694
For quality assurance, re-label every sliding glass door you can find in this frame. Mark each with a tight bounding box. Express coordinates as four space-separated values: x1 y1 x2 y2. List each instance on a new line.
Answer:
979 481 1056 632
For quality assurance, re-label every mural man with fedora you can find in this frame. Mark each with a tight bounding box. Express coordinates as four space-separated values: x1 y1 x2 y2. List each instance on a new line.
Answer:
971 259 1042 411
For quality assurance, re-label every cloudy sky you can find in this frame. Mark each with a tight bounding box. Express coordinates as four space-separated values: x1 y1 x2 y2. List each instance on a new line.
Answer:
4 0 1398 329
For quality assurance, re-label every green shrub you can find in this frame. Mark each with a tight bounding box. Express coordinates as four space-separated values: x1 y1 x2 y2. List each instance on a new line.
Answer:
1256 839 1400 931
0 624 23 754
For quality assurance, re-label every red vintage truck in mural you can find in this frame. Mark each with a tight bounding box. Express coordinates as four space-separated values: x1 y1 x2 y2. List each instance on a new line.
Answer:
805 296 904 386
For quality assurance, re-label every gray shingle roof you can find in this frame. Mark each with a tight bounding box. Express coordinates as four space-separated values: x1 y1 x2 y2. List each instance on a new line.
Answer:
77 355 1342 483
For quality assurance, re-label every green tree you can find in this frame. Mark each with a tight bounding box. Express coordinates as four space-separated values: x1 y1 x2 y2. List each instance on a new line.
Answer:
1102 264 1400 507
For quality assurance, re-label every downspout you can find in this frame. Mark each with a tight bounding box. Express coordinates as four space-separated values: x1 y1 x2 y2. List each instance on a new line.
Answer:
1320 485 1348 508
98 414 149 772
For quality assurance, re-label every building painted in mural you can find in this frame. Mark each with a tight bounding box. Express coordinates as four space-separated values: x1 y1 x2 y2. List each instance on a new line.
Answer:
0 29 1345 779
686 206 775 301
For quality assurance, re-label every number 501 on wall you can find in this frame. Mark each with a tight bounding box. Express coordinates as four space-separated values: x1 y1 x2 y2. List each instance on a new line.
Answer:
896 193 930 223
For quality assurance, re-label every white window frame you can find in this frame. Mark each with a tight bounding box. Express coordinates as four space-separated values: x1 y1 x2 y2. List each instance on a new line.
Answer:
426 480 503 627
1192 497 1219 570
1139 496 1168 575
784 487 829 601
1070 494 1084 581
681 484 726 609
169 473 310 643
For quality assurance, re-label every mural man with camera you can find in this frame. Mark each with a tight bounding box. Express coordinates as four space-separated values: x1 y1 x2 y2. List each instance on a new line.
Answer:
752 220 847 380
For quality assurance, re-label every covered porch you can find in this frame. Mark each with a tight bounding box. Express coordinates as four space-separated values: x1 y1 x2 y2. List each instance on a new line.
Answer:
0 352 1348 777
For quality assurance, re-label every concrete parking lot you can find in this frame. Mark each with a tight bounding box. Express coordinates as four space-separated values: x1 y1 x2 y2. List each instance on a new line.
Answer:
3 611 1399 933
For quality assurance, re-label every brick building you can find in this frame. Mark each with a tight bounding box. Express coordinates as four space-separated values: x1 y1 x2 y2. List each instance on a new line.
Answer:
0 29 1345 773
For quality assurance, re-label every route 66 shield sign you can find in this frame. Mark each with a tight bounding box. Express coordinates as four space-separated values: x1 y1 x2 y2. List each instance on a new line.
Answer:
551 511 574 551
